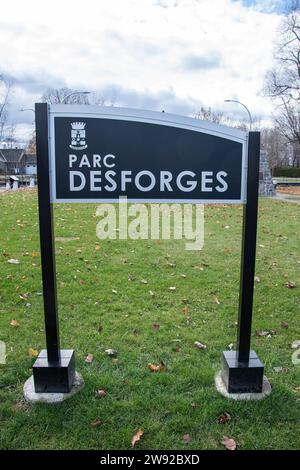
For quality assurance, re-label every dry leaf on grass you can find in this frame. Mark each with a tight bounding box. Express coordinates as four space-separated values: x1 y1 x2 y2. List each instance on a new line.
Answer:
194 341 207 350
97 389 106 398
182 433 192 444
182 306 189 315
19 293 28 300
152 323 160 331
7 259 20 264
291 340 300 349
131 429 144 447
214 297 220 305
148 361 166 372
169 286 176 292
105 349 117 357
285 281 296 289
28 348 38 358
90 418 103 427
10 319 20 327
218 412 231 424
222 436 237 450
85 353 94 363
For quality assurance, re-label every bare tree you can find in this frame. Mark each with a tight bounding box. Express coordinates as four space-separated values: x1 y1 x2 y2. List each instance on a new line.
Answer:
261 126 289 169
26 130 36 154
41 87 90 104
194 106 261 131
263 4 300 165
0 74 13 141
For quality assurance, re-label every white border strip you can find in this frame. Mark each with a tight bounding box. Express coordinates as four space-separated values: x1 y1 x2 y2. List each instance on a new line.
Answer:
48 105 247 204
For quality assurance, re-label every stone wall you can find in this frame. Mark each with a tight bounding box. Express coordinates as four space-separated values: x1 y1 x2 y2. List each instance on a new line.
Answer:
259 150 275 197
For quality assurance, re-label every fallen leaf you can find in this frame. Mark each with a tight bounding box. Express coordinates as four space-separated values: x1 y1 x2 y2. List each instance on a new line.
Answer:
90 418 102 427
97 389 106 398
254 276 260 283
7 259 20 264
131 428 144 448
148 363 160 372
166 262 175 267
112 289 118 294
293 387 300 393
85 353 94 363
10 319 20 327
258 244 265 248
222 436 237 450
214 296 220 305
280 321 289 329
19 293 28 300
285 281 296 289
218 412 231 424
152 323 160 331
31 252 39 257
105 349 117 357
169 286 176 292
28 348 38 358
182 433 192 444
128 274 135 281
148 361 166 372
141 279 148 284
95 245 101 251
149 290 155 297
273 366 290 373
256 329 276 337
79 279 85 285
182 306 189 315
194 341 207 350
291 340 300 349
191 402 201 409
228 343 234 350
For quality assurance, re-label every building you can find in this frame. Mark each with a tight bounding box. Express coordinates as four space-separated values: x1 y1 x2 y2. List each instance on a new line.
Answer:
0 149 37 176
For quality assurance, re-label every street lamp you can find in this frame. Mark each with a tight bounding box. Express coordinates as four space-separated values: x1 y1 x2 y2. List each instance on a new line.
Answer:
224 99 253 131
59 91 91 104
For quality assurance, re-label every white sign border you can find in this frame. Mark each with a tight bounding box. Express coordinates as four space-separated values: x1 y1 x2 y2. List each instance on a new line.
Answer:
48 105 248 204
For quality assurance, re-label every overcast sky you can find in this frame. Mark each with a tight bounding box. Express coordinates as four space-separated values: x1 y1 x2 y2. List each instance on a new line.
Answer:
0 0 286 143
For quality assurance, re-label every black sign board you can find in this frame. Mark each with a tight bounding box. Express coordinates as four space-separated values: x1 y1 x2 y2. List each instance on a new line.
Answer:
49 107 246 203
33 103 264 396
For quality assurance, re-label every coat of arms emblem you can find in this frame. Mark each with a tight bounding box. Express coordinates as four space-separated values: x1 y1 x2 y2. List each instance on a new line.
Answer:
69 122 87 150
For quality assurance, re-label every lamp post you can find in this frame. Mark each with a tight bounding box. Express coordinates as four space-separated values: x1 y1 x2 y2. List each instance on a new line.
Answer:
224 99 253 131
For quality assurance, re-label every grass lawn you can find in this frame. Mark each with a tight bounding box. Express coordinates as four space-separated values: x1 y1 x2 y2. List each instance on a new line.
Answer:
0 189 299 450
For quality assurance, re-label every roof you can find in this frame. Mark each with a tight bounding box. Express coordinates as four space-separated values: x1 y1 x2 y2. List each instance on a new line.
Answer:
23 153 37 164
0 148 25 163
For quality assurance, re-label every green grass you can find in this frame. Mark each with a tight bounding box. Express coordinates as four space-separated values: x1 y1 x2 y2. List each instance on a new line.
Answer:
0 190 299 450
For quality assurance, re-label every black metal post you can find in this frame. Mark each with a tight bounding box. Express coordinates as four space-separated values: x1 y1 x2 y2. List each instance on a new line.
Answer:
237 131 260 363
221 132 264 393
35 103 60 362
32 103 75 393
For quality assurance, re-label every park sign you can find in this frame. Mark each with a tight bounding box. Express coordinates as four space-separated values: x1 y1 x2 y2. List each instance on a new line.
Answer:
32 103 264 398
49 106 247 203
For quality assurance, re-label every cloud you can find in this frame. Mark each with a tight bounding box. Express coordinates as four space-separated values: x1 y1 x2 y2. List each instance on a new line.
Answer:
0 0 283 142
182 52 222 70
91 84 202 116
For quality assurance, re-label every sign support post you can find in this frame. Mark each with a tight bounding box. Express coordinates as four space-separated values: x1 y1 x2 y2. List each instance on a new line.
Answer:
32 103 75 393
221 131 264 393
